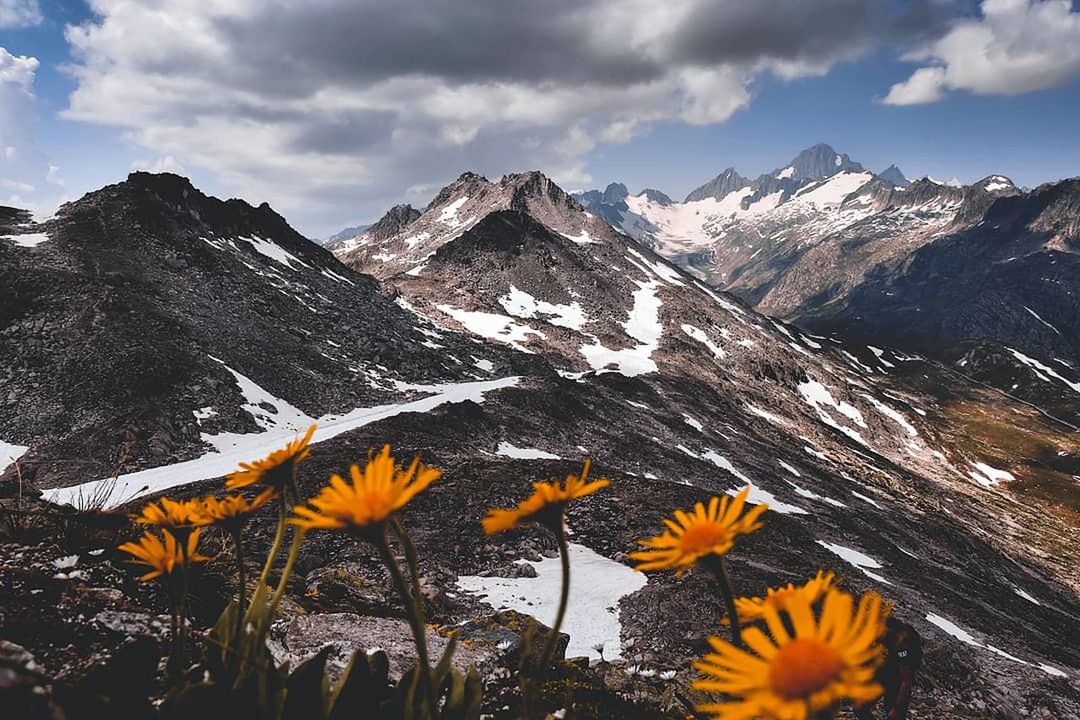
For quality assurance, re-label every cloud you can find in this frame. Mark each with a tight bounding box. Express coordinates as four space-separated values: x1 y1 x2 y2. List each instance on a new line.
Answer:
883 0 1080 105
0 0 41 28
1 47 68 215
131 156 187 175
0 46 38 90
62 0 957 232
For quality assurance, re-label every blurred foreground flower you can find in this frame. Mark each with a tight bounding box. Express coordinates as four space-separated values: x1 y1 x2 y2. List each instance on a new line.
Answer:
694 588 888 720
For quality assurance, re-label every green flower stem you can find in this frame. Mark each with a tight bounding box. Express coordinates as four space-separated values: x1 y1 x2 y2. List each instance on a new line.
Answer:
246 498 288 624
377 526 437 719
390 517 424 617
537 522 571 676
229 527 247 641
263 528 306 632
177 532 191 668
703 554 743 648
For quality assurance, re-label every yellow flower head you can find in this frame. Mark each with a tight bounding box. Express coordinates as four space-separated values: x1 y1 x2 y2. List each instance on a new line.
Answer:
133 496 207 531
118 529 210 582
482 459 610 535
732 570 838 625
629 488 767 575
693 588 888 720
226 424 316 492
290 445 441 533
197 490 274 528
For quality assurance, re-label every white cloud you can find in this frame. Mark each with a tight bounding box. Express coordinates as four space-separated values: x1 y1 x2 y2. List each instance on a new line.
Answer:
884 0 1080 105
60 0 914 232
0 46 38 91
131 156 186 174
1 47 68 216
0 0 41 28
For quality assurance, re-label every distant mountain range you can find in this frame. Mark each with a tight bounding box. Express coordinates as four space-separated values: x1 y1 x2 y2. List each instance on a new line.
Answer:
571 144 1080 422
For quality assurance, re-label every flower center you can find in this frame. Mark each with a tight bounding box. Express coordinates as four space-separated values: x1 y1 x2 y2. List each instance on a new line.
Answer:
768 638 845 700
679 521 731 552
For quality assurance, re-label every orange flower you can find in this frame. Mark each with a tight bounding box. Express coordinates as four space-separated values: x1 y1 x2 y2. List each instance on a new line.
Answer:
118 529 210 582
693 588 887 719
196 490 274 529
290 445 441 533
482 459 609 534
133 496 207 532
731 571 838 625
629 488 767 575
226 424 316 492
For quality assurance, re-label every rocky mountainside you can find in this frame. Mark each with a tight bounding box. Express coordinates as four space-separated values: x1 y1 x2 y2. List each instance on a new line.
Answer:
2 172 1079 717
573 146 1080 423
0 173 524 494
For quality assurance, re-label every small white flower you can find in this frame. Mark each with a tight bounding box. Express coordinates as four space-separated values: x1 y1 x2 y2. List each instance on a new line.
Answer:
660 670 677 681
625 664 641 676
638 668 656 678
496 640 512 651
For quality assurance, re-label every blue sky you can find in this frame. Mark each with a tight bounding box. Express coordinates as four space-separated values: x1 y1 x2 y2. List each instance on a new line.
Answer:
2 0 1080 236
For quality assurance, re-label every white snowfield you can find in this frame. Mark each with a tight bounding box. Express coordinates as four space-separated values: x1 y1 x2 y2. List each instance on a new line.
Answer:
43 368 521 509
456 542 647 660
618 171 877 253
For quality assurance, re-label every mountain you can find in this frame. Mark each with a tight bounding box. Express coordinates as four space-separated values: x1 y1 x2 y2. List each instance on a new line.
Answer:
0 173 522 491
878 164 909 187
324 203 421 254
323 223 369 246
572 147 1080 419
3 172 1079 717
683 167 749 202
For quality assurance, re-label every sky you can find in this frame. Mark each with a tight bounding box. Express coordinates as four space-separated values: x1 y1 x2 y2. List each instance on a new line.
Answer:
2 0 1080 238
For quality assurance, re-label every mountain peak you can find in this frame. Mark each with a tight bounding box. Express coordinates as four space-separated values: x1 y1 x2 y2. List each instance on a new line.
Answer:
641 188 673 205
602 182 629 204
684 167 750 202
878 164 909 187
786 143 863 181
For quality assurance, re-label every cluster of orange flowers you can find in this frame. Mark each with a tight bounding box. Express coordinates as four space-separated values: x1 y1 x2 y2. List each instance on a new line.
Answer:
118 425 888 719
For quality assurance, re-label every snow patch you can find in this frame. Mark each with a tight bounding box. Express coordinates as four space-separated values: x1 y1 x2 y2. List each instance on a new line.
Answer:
968 462 1015 488
438 197 469 227
437 305 545 353
5 231 50 247
499 286 587 331
240 235 310 269
1008 348 1080 394
0 440 29 475
817 541 890 584
495 442 560 460
680 324 725 359
456 543 646 660
45 376 520 508
579 281 662 377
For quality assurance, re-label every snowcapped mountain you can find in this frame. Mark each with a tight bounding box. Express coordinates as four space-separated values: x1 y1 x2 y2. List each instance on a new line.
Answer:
3 171 1079 717
573 146 1080 420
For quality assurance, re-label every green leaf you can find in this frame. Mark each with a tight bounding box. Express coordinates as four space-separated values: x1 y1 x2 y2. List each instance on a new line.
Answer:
432 631 459 688
283 647 331 720
328 650 391 720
